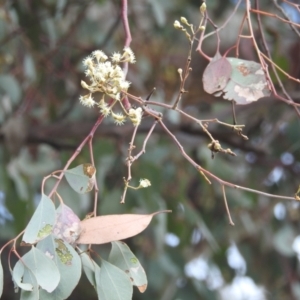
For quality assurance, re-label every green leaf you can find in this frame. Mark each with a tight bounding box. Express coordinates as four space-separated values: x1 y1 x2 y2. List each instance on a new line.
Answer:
109 241 147 293
64 163 96 194
0 256 3 297
95 258 133 300
37 234 82 299
80 252 97 288
21 247 60 293
12 259 35 292
20 269 39 300
22 194 56 244
223 58 271 104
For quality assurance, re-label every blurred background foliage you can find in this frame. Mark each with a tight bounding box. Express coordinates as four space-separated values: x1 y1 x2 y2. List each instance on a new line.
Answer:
1 0 300 299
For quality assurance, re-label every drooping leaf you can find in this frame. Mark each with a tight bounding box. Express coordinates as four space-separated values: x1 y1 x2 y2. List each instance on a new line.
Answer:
52 204 81 244
95 258 133 300
109 241 147 293
80 252 97 288
222 58 271 104
20 247 60 293
64 163 96 194
37 234 82 299
77 210 171 245
0 256 3 298
12 258 35 292
20 268 39 300
22 194 56 244
202 52 232 94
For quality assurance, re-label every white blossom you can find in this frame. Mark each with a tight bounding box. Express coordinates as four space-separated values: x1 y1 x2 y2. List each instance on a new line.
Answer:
79 94 96 107
111 52 122 63
92 50 108 62
112 111 126 125
128 107 143 126
139 178 151 188
80 48 136 109
123 47 136 63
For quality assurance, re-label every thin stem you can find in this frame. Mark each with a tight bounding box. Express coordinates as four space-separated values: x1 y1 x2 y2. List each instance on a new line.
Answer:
231 101 237 125
172 38 193 109
250 8 300 31
196 16 210 61
254 0 300 117
202 0 243 41
48 114 105 199
260 52 300 84
271 0 300 37
222 185 235 226
121 0 132 77
159 118 297 202
88 137 99 217
131 120 158 162
120 124 139 204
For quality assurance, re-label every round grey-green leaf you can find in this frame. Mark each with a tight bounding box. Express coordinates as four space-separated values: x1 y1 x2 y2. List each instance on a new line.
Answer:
96 258 133 300
22 247 60 293
37 234 82 299
22 194 56 244
109 241 147 293
223 58 271 104
64 164 96 194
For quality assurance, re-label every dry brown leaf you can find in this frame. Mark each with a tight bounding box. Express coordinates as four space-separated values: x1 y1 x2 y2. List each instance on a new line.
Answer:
77 210 171 244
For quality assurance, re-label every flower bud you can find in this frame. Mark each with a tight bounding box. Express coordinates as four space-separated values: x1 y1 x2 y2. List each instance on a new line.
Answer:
200 2 207 15
174 20 183 30
180 17 189 25
81 80 90 90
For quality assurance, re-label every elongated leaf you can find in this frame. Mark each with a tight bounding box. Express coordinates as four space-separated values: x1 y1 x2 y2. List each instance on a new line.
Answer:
223 58 271 104
37 234 82 299
21 247 60 293
12 260 34 292
109 241 147 293
20 269 39 300
22 194 56 244
64 163 96 194
0 256 3 298
202 52 232 94
95 259 133 300
77 210 171 244
80 252 97 288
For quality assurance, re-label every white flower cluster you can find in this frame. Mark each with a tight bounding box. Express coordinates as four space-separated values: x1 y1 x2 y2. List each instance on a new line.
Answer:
79 48 143 126
80 48 135 107
139 178 151 188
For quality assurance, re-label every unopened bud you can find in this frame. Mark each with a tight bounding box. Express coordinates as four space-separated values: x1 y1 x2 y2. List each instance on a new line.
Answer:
180 17 189 25
81 80 90 90
200 2 207 15
174 20 183 30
